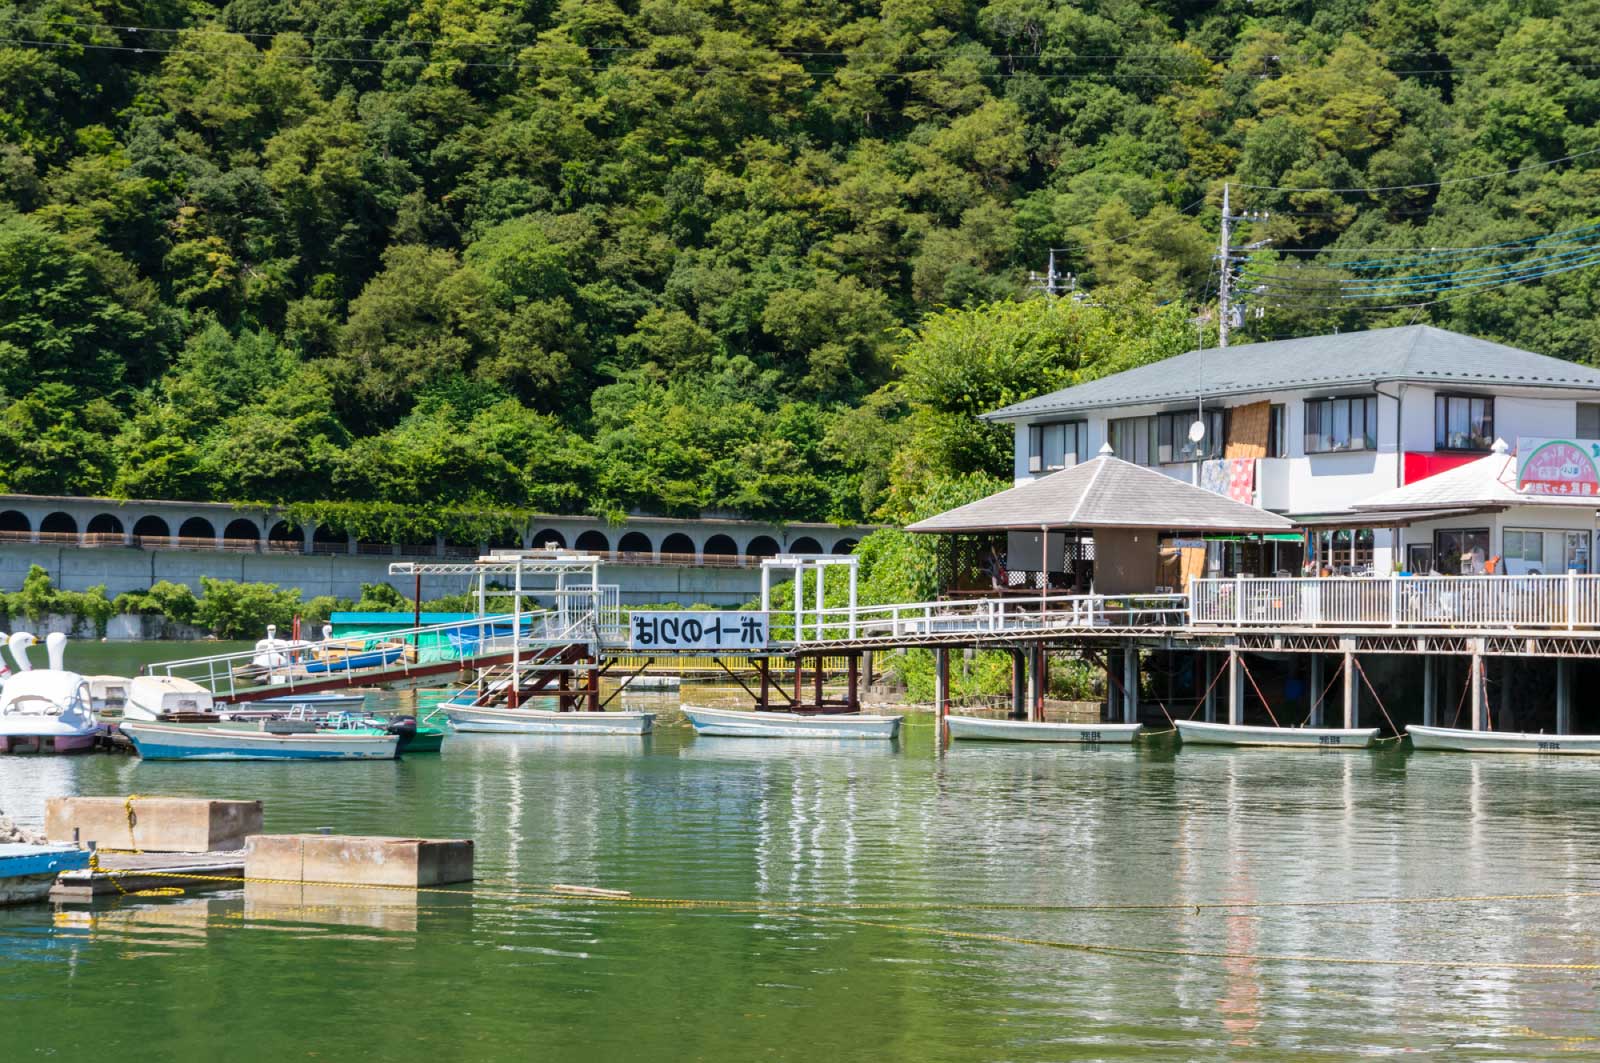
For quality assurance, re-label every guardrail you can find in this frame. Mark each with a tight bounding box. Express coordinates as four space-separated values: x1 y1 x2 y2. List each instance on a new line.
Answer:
1191 574 1600 630
782 592 1190 645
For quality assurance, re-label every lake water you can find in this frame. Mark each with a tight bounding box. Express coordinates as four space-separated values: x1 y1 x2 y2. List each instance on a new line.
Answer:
2 643 1599 1059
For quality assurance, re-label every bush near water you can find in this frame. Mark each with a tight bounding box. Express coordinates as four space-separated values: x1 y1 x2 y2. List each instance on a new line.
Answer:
4 5 1600 535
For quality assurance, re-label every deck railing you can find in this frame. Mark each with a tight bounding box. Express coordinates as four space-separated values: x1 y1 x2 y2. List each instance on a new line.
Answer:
781 592 1190 644
1191 574 1600 630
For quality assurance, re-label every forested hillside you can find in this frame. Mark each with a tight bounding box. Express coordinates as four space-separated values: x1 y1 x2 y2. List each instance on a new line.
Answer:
4 0 1600 530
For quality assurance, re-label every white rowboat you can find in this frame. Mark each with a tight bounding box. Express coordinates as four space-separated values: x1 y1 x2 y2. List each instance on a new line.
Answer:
681 704 902 740
1407 724 1600 755
1176 719 1379 749
121 719 399 761
442 702 654 735
946 716 1141 744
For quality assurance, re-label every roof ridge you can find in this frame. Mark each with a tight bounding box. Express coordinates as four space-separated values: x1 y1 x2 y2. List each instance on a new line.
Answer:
1065 455 1108 525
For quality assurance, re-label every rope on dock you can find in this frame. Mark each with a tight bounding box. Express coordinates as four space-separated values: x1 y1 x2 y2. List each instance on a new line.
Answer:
1352 658 1405 740
86 794 186 898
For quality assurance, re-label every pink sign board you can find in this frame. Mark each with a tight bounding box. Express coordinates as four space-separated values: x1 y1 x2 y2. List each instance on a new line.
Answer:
1517 438 1600 496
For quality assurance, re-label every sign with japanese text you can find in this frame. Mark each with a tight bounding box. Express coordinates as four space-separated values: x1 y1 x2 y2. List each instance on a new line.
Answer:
1517 438 1600 496
628 611 769 651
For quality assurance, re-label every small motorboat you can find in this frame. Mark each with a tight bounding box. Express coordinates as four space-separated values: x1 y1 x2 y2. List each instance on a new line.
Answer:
85 675 131 718
1176 719 1379 749
123 674 216 721
0 634 101 755
946 715 1142 744
303 646 408 673
441 701 654 735
120 717 404 761
680 704 902 740
1406 724 1600 755
248 691 369 713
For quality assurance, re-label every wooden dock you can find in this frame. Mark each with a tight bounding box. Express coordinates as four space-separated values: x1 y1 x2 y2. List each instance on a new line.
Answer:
51 851 244 902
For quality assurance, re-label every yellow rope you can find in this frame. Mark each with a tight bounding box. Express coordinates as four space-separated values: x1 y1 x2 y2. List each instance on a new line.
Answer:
84 794 185 898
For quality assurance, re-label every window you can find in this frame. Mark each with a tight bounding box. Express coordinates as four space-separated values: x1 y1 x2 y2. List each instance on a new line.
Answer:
1266 404 1287 458
1109 416 1158 465
1579 402 1600 439
1504 529 1544 565
1153 410 1225 463
1305 396 1378 453
1027 420 1087 473
1434 394 1494 451
1433 528 1492 575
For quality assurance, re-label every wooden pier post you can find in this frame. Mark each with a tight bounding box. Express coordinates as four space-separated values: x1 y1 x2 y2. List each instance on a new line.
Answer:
847 653 860 712
813 653 824 709
1203 653 1217 722
1122 646 1139 724
934 646 951 741
1032 644 1048 722
1470 641 1486 731
1227 648 1242 726
792 654 803 708
758 656 770 711
1422 656 1436 727
1341 640 1358 729
1308 655 1324 727
1557 659 1573 734
1009 650 1027 719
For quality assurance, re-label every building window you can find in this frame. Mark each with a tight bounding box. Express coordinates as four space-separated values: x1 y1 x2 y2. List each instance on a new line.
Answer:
1154 410 1225 463
1109 416 1158 465
1305 396 1377 453
1266 404 1287 458
1434 527 1491 575
1434 394 1494 451
1579 402 1600 439
1027 421 1087 473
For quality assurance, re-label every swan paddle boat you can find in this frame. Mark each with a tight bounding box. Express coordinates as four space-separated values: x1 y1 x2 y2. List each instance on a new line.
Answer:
681 704 903 740
1406 724 1600 755
1176 719 1379 749
946 715 1142 744
0 633 102 754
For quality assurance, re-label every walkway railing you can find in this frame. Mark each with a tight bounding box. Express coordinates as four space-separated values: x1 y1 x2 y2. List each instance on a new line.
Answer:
781 592 1190 645
1191 574 1600 630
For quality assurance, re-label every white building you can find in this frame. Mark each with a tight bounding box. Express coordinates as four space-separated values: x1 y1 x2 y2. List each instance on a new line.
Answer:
984 325 1600 574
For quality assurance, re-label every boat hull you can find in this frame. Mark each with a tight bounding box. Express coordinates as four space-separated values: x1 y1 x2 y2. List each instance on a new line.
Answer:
681 704 902 740
1406 724 1600 755
121 720 400 761
946 716 1141 744
441 703 654 735
0 732 98 755
1176 719 1379 748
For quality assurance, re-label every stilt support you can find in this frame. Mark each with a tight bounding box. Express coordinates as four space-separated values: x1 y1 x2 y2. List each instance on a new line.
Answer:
1342 644 1357 729
1308 655 1324 727
1557 658 1573 735
1121 646 1139 724
1422 656 1436 728
934 646 951 742
1203 654 1217 722
1470 642 1486 731
1227 648 1242 726
1009 650 1027 720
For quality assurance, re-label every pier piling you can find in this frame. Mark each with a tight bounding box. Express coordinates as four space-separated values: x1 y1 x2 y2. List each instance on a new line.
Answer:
1557 659 1573 734
1308 656 1324 726
1227 648 1242 725
1470 641 1487 730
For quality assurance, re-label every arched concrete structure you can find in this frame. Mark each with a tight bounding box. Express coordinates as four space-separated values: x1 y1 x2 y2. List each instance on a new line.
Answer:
224 518 259 544
660 532 695 558
530 528 567 550
789 535 823 554
39 512 77 541
178 516 215 543
132 515 169 542
87 513 124 537
0 510 28 537
618 531 653 558
703 534 738 561
266 520 300 552
575 530 610 555
833 538 859 554
746 535 781 559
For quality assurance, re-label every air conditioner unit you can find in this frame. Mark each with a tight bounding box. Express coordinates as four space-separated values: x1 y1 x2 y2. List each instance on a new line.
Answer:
1028 455 1042 473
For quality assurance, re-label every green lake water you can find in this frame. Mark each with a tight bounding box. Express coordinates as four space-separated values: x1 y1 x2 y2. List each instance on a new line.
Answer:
3 643 1600 1059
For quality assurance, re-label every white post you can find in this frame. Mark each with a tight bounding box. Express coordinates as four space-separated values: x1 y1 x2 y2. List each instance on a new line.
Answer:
1342 645 1357 729
1567 570 1577 631
1308 655 1324 727
760 563 771 613
815 560 826 641
1423 655 1436 727
793 561 803 644
848 560 858 640
1228 648 1242 725
1389 572 1399 628
512 560 522 691
1234 574 1245 625
1470 642 1486 731
1122 647 1138 724
1557 658 1573 734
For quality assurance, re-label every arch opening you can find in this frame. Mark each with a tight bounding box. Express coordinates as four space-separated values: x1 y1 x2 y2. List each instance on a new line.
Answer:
131 515 169 540
789 536 822 555
746 535 781 559
178 516 215 541
575 530 610 554
0 511 29 534
530 528 566 550
87 513 124 536
617 531 652 555
832 538 859 555
224 518 259 542
266 520 300 551
703 534 738 558
660 532 695 557
39 512 77 536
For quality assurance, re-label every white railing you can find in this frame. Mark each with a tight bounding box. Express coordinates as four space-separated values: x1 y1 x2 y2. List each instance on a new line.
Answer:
1191 573 1600 630
783 592 1190 646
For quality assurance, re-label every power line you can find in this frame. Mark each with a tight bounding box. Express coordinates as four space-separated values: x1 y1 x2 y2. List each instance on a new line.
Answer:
1238 147 1600 193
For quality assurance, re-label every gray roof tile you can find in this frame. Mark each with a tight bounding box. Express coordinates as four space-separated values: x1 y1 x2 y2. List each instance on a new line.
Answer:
906 456 1295 534
985 325 1600 421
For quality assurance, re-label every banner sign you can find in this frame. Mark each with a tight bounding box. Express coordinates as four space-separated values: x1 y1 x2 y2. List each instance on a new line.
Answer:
629 611 769 651
1517 438 1600 496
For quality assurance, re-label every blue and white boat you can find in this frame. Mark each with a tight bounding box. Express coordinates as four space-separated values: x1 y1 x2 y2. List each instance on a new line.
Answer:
303 647 405 674
120 718 401 761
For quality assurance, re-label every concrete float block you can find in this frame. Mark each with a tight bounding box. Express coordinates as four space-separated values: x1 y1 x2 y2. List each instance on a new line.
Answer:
46 797 263 853
245 834 474 887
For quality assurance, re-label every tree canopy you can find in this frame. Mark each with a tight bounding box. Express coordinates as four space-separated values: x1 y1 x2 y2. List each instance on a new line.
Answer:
4 1 1600 521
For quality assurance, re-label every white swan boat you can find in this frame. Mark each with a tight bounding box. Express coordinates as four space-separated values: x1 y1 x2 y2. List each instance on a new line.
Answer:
680 704 902 739
1406 724 1600 755
120 719 401 760
946 715 1142 744
0 633 101 754
1176 719 1379 749
441 701 654 735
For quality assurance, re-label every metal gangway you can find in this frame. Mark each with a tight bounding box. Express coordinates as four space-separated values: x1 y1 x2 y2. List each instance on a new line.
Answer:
150 552 623 702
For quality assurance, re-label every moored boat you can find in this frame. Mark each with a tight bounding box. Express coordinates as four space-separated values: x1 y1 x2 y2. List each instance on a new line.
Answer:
619 674 681 692
1176 719 1379 749
441 701 654 735
120 718 402 761
0 634 102 754
1406 724 1600 755
680 704 902 740
124 675 216 721
946 715 1141 744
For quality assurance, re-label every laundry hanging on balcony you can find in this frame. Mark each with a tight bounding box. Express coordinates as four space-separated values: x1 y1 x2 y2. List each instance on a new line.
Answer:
1201 458 1255 504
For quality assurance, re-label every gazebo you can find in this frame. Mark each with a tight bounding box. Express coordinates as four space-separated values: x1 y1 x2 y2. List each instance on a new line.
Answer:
907 450 1295 596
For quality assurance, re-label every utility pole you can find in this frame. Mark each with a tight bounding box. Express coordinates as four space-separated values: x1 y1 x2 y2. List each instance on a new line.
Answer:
1216 182 1270 349
1029 249 1075 298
